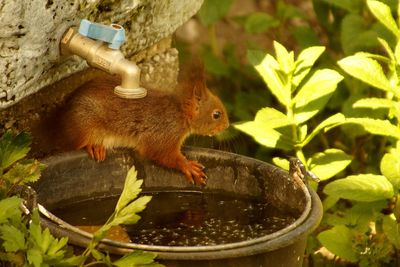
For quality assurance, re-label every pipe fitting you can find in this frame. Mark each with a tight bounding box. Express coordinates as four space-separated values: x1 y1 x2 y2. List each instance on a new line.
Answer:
60 27 147 99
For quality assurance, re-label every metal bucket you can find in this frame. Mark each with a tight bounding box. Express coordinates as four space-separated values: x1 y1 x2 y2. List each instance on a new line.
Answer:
33 147 322 267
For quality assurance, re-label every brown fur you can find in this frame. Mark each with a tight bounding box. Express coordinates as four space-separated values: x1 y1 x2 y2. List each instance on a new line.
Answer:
37 68 229 185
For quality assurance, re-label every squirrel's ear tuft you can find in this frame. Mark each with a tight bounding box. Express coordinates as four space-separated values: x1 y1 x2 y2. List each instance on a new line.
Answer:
192 83 207 101
178 57 206 84
178 57 208 101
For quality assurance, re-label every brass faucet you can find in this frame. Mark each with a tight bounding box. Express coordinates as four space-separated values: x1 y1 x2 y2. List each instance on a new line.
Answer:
60 20 147 99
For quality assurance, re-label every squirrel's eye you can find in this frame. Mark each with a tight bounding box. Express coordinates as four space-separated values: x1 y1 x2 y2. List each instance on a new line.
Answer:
212 110 222 120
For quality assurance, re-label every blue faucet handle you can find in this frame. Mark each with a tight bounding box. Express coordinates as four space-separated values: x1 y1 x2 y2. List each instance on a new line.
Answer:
78 19 125 50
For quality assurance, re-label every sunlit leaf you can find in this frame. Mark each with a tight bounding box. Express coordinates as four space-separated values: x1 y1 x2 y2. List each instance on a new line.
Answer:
272 157 289 170
383 214 400 249
0 224 26 252
234 121 294 150
274 41 294 74
367 0 400 38
113 250 163 267
378 38 395 60
254 54 290 106
345 118 400 139
317 225 358 262
293 46 325 87
322 195 339 211
115 166 143 213
395 40 400 63
308 149 352 181
301 113 346 147
381 150 400 189
293 69 343 124
352 97 395 110
254 107 294 128
324 174 394 201
338 55 393 93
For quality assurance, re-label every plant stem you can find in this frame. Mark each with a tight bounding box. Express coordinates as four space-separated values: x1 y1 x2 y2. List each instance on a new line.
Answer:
296 149 307 167
209 24 220 57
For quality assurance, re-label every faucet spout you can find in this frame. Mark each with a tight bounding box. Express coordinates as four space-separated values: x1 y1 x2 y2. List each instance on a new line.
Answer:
60 27 147 99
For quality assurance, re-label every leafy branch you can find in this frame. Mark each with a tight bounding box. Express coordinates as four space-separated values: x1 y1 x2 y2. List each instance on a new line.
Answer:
235 42 350 182
0 131 162 267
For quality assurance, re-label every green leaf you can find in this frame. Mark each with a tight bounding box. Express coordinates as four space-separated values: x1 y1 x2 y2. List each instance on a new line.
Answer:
352 97 395 110
338 55 393 92
298 124 308 142
0 131 31 171
379 38 395 60
201 48 230 76
277 0 304 20
324 174 394 201
39 228 52 253
254 107 294 128
321 0 363 12
383 214 400 249
340 14 379 55
293 69 343 124
308 149 352 181
317 225 358 262
395 40 400 62
0 196 22 223
116 196 152 224
115 166 143 213
302 113 346 146
345 202 384 230
113 250 163 267
367 0 400 38
345 118 400 139
29 210 43 247
322 195 339 211
0 225 26 252
47 236 68 256
198 0 233 26
234 121 294 150
27 248 43 267
291 25 321 49
274 41 294 74
355 51 391 63
247 49 266 66
253 53 289 106
243 12 279 34
3 160 44 185
272 157 289 170
293 46 325 87
91 248 105 261
381 150 400 189
95 196 152 240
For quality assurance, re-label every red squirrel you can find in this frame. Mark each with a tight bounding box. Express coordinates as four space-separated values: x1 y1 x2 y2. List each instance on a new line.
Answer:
53 64 229 185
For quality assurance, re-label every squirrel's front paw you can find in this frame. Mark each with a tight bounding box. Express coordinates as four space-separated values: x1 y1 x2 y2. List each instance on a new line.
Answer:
85 144 106 161
182 160 207 185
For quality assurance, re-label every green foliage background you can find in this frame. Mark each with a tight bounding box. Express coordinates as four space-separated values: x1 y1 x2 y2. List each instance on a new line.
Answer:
181 0 400 266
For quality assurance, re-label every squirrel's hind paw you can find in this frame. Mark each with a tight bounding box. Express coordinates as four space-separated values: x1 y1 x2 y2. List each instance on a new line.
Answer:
182 160 207 185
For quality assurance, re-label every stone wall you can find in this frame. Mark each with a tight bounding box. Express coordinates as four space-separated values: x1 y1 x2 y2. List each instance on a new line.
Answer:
0 0 203 109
